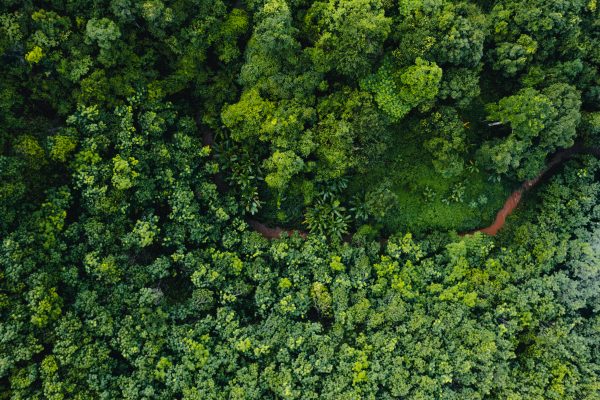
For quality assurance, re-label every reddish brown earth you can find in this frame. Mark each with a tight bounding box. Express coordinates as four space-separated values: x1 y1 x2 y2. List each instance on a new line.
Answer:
463 168 541 236
201 127 599 240
477 190 523 235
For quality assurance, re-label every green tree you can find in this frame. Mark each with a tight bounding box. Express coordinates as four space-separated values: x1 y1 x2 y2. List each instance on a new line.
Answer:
480 83 581 179
362 57 443 121
264 150 304 193
85 17 120 65
397 0 487 68
421 107 468 178
306 0 392 78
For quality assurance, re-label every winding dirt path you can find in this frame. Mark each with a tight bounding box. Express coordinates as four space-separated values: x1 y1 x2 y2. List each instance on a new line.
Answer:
466 145 600 236
201 128 599 240
477 190 522 235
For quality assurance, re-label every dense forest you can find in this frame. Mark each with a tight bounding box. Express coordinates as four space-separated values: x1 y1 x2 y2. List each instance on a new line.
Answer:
1 0 599 398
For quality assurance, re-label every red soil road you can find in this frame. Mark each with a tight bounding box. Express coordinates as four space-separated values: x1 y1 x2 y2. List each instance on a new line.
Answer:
477 190 522 236
464 172 538 236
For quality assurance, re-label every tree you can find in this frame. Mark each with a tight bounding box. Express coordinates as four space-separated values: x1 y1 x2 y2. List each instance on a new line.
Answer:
489 0 586 75
264 150 304 193
397 0 487 68
421 107 468 178
313 88 390 178
304 198 350 240
85 17 121 66
437 67 481 109
361 57 442 121
238 0 306 98
491 34 538 76
306 0 392 78
480 83 581 179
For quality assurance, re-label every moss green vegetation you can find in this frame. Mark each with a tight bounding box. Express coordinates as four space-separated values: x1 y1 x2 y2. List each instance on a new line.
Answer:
1 0 600 399
348 118 512 235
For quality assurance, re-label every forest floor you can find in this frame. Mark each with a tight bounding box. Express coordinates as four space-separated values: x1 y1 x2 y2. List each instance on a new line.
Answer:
252 144 600 240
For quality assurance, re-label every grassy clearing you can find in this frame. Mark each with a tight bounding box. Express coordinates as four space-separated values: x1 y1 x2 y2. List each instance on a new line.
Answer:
348 118 512 235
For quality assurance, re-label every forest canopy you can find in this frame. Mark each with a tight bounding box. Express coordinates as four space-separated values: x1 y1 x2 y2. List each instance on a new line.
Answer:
1 0 599 399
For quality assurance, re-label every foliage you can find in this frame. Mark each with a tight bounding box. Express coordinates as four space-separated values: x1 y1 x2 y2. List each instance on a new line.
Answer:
362 57 442 121
304 197 350 240
421 107 468 178
306 0 392 78
0 1 599 399
480 84 581 179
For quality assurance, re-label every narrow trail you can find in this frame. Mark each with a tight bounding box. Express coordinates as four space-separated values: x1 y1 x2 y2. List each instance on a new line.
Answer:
247 219 308 239
201 128 599 241
477 190 522 236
